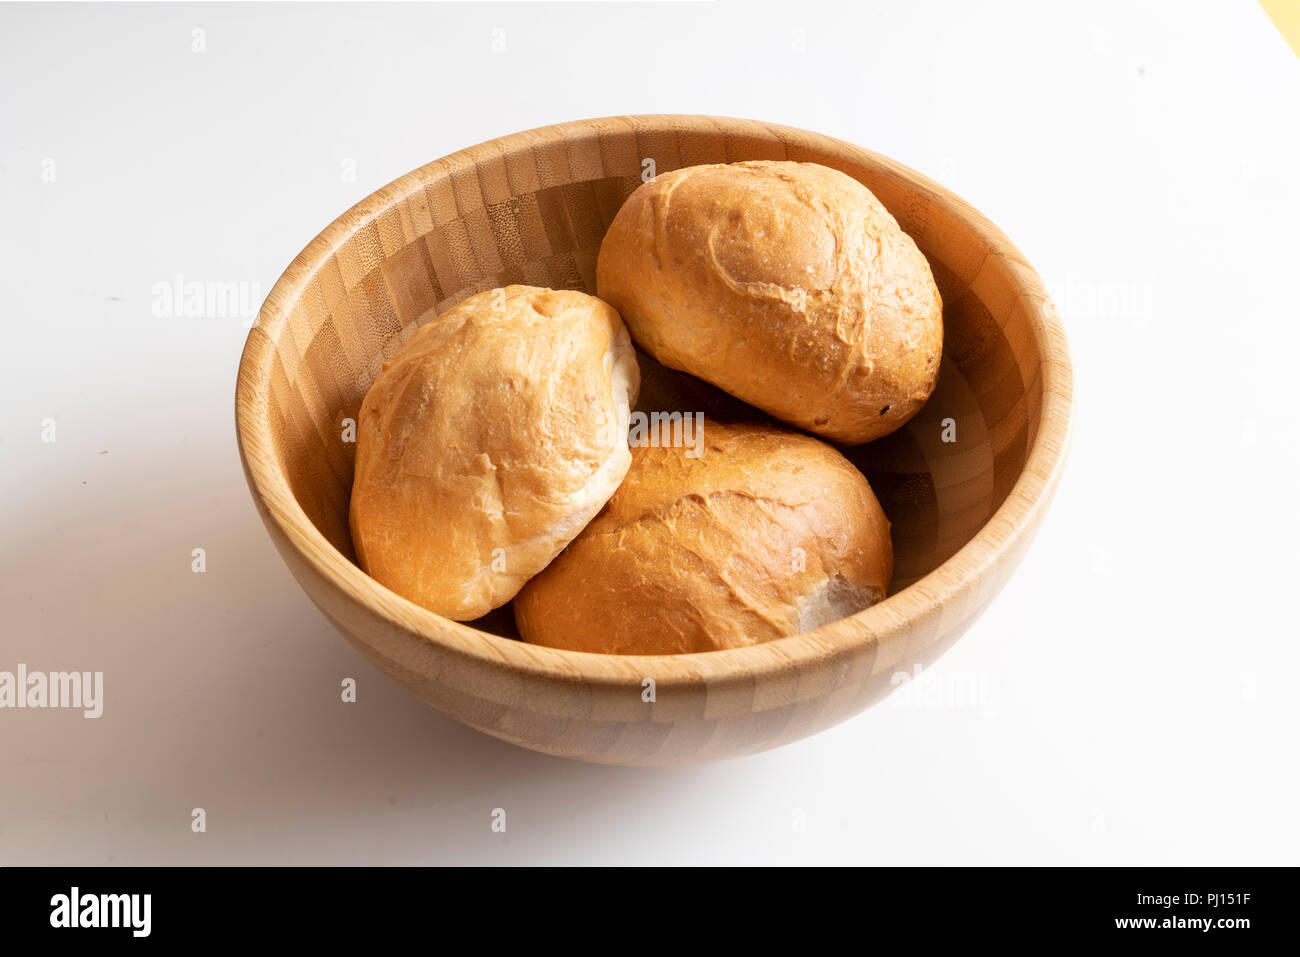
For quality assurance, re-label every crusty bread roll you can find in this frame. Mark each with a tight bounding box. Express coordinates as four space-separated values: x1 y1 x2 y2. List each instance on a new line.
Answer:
596 160 943 445
514 420 892 654
349 285 640 621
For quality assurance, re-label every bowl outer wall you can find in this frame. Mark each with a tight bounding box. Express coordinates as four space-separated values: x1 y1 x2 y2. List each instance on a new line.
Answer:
234 114 1074 764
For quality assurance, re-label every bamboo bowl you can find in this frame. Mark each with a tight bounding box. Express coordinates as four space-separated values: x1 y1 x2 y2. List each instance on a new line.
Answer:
235 115 1072 765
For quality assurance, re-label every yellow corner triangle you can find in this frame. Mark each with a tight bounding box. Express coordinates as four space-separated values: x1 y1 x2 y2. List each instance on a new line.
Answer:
1260 0 1300 58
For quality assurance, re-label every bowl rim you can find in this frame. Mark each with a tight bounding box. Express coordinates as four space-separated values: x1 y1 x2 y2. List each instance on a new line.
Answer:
235 113 1074 689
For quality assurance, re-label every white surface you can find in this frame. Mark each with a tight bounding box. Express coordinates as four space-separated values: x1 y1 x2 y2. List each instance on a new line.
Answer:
2 0 1297 865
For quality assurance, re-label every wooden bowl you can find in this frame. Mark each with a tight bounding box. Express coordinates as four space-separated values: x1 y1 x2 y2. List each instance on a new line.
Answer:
235 115 1072 765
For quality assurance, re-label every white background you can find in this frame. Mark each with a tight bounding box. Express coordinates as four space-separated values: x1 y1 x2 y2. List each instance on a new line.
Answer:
2 0 1297 865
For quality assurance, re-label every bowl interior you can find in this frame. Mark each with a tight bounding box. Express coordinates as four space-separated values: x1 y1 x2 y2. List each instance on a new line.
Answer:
258 117 1046 640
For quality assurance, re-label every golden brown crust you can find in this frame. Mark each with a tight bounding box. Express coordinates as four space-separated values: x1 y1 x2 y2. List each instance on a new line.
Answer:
596 161 943 445
349 285 640 620
513 420 892 654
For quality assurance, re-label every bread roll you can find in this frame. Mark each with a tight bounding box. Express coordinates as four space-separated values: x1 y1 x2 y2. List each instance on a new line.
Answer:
596 160 942 445
349 285 640 621
514 420 892 654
